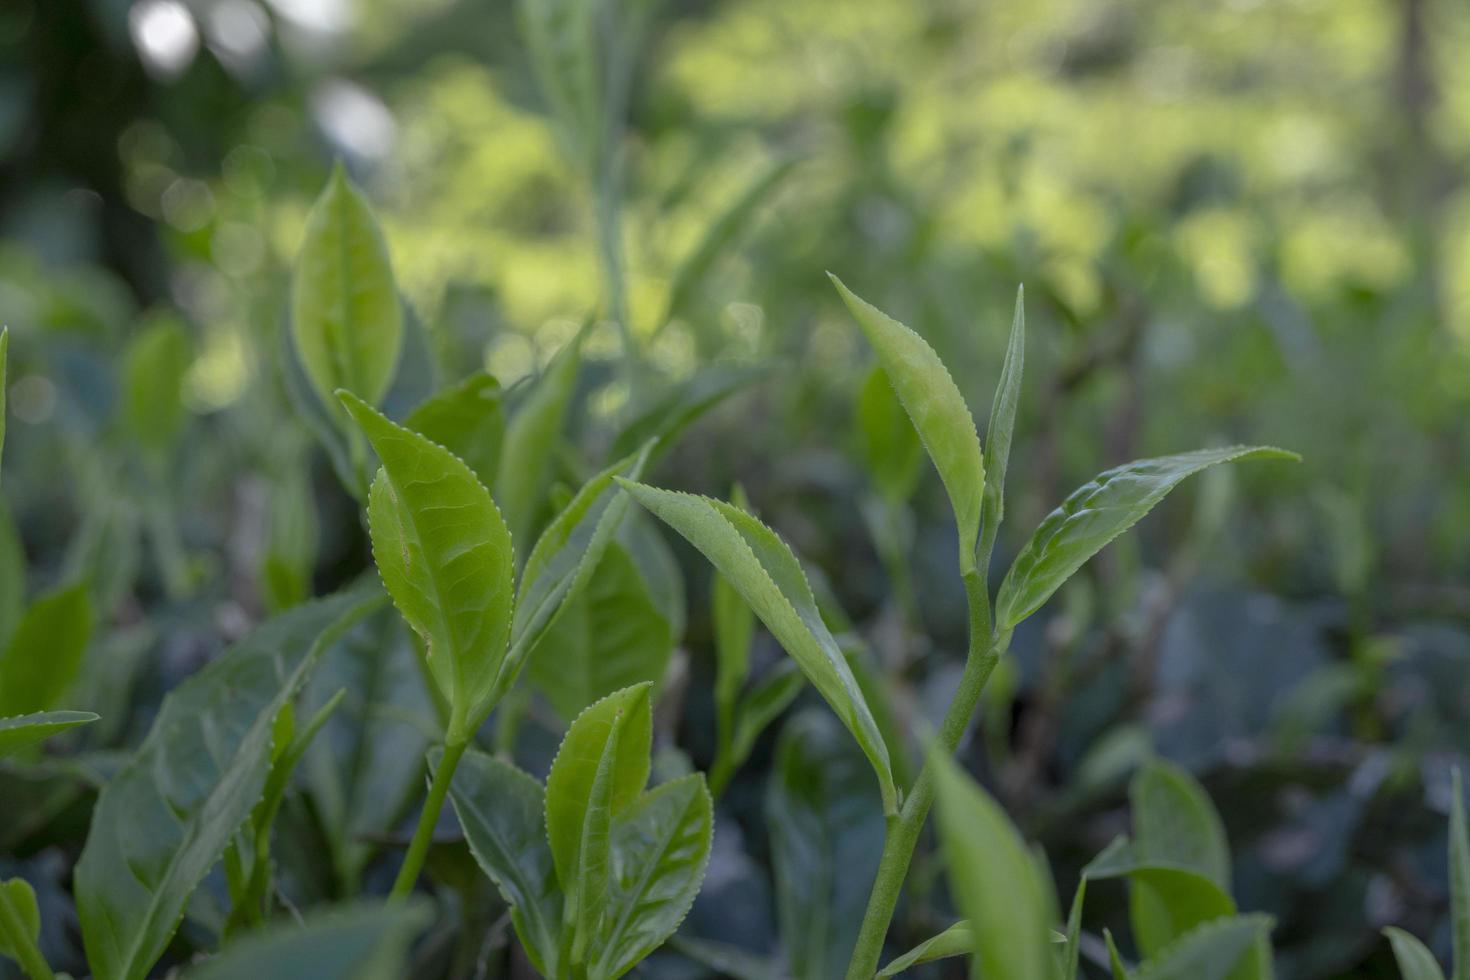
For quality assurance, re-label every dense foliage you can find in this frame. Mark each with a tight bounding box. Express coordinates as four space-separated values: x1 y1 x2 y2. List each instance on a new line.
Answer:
2 0 1469 978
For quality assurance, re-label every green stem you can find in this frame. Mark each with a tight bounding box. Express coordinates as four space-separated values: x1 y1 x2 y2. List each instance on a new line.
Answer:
0 890 54 980
843 573 1010 980
391 738 469 900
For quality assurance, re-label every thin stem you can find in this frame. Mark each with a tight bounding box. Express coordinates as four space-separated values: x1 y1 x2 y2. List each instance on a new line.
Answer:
843 572 1010 980
391 738 469 900
0 890 55 980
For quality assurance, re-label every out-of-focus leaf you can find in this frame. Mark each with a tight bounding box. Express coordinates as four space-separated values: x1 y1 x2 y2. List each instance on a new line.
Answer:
497 335 582 551
620 481 897 813
1105 928 1129 979
1132 759 1231 888
0 328 7 483
186 901 431 980
722 663 804 790
121 313 191 456
767 710 886 980
1063 877 1087 980
404 371 504 488
0 582 93 716
74 588 380 980
340 392 514 742
1134 915 1275 980
529 542 673 721
0 877 41 976
1084 837 1237 962
0 710 98 759
877 921 973 977
0 501 24 650
995 447 1299 629
979 286 1025 564
929 742 1055 980
290 165 403 415
831 276 985 574
592 773 713 978
517 0 601 169
447 749 562 976
611 366 767 463
1452 769 1470 980
1385 927 1447 980
855 362 922 504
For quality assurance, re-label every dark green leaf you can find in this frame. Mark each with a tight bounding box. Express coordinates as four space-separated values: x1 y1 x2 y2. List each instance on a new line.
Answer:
979 286 1024 565
1134 915 1275 980
0 710 99 760
0 582 93 716
610 365 766 463
186 901 431 980
497 335 582 550
404 371 504 488
855 362 923 504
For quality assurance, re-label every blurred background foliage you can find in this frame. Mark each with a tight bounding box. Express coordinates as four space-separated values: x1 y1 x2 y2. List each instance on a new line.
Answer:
2 0 1470 977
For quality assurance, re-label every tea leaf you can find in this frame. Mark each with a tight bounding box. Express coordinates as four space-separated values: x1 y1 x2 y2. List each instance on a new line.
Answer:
593 773 713 978
929 742 1055 980
877 921 974 977
0 582 93 716
609 365 766 463
186 901 431 980
831 276 985 574
75 588 380 980
498 335 582 551
712 485 756 770
855 362 923 504
0 710 99 759
1084 837 1237 960
517 0 601 169
995 446 1299 629
340 391 515 740
619 480 897 813
980 286 1025 565
544 684 653 919
529 542 674 721
1134 915 1275 980
1063 877 1087 980
1105 928 1129 980
1385 927 1447 980
447 749 563 976
122 314 191 457
1453 769 1470 980
767 710 886 980
405 371 505 488
723 662 804 789
0 877 40 974
291 165 403 414
1133 759 1231 888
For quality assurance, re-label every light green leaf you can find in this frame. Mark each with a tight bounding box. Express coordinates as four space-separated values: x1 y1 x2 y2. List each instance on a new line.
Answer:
877 921 974 977
1133 759 1231 889
339 392 515 741
529 541 674 721
404 371 504 488
75 588 380 980
447 749 563 976
619 481 897 814
544 683 653 901
831 276 984 574
1453 769 1470 980
1084 837 1236 961
593 773 714 978
1063 877 1087 980
1134 915 1274 980
0 582 93 716
855 362 923 504
122 314 191 456
1105 928 1129 980
995 446 1299 629
290 165 403 414
509 445 651 699
767 710 886 980
712 485 756 769
1385 927 1447 980
186 901 431 980
0 877 40 974
497 335 582 550
979 286 1025 566
929 743 1055 980
0 710 99 759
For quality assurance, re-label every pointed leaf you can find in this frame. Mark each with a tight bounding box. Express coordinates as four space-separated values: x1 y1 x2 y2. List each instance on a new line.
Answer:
186 901 431 980
619 480 897 813
1454 769 1470 980
404 371 504 488
855 361 923 504
0 710 99 759
877 921 974 977
1063 877 1087 980
979 286 1025 564
0 582 93 716
1385 927 1447 980
930 744 1055 980
75 588 380 980
498 336 582 549
448 749 562 976
0 877 40 971
594 774 714 978
1134 915 1274 980
712 484 756 769
831 276 984 573
339 392 515 739
1084 837 1237 960
1105 928 1129 980
291 165 403 413
727 663 804 777
1133 759 1231 889
995 447 1299 628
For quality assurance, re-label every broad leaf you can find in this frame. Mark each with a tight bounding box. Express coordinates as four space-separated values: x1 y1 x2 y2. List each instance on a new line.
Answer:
979 286 1025 564
929 743 1055 980
340 392 515 741
497 334 582 550
1132 759 1231 888
1084 837 1237 961
593 773 713 978
75 588 380 980
855 362 923 504
877 921 974 977
831 276 985 574
291 164 403 414
1134 915 1275 980
122 313 191 457
529 541 674 721
995 446 1298 629
0 877 40 972
186 901 431 980
448 749 562 976
1453 769 1470 980
404 371 504 488
1385 927 1447 980
0 710 99 759
767 710 886 980
0 582 93 716
619 481 897 813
